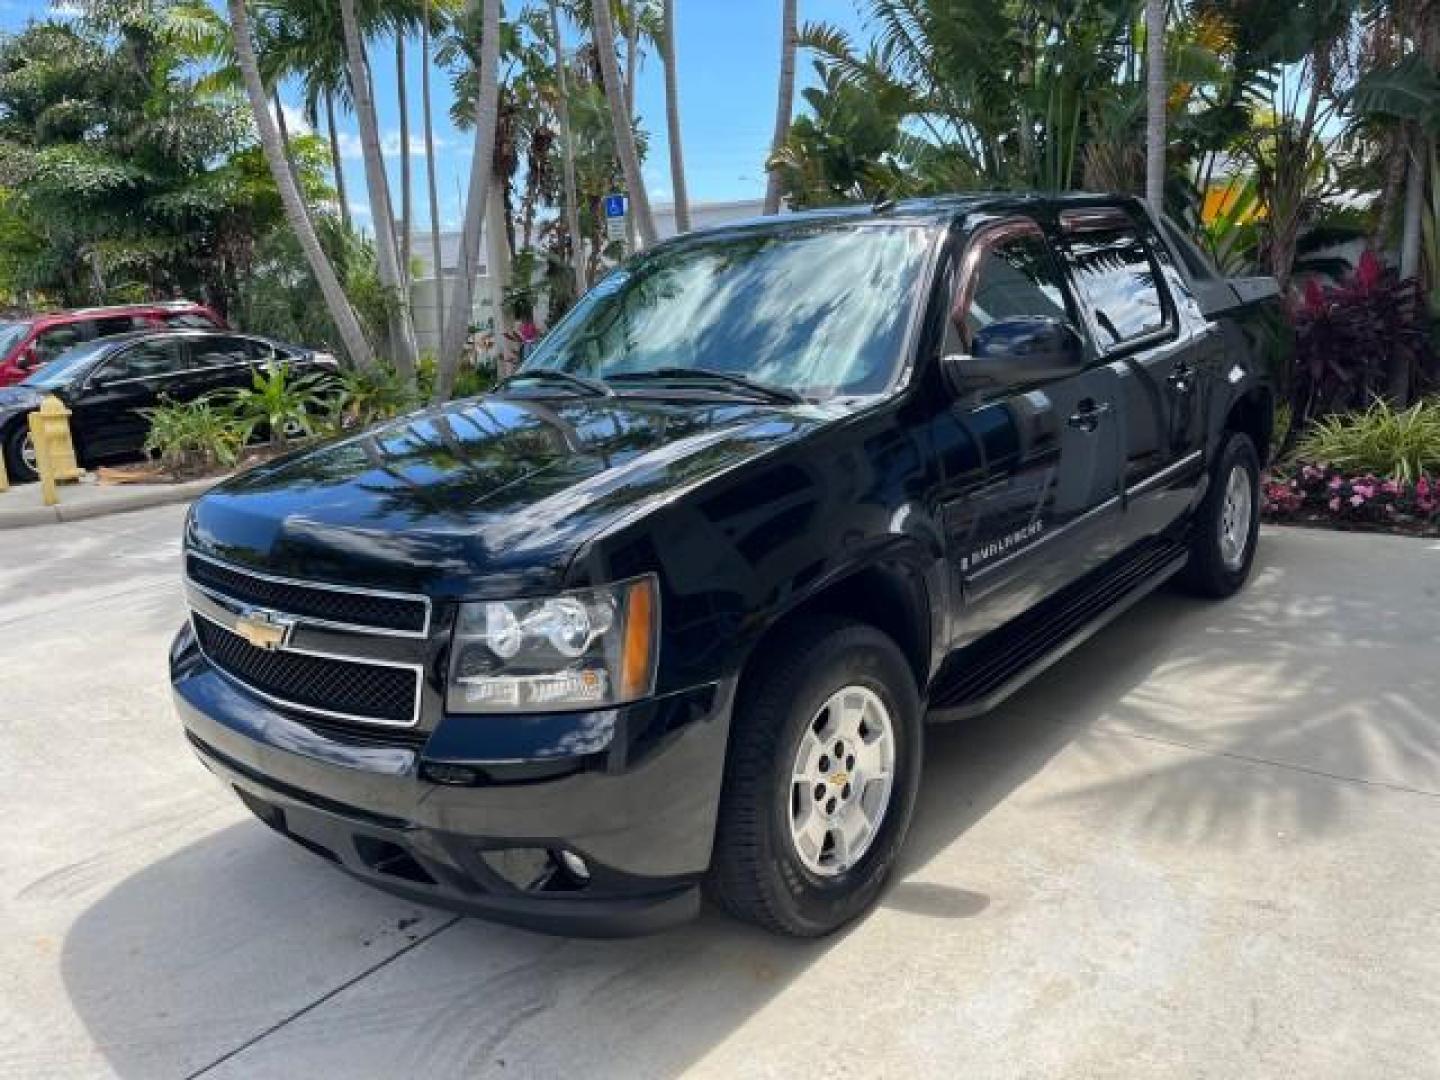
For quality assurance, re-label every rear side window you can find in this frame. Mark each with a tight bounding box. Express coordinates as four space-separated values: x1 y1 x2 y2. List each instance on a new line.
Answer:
1060 214 1167 348
191 335 252 368
94 316 145 338
166 312 218 329
946 221 1069 356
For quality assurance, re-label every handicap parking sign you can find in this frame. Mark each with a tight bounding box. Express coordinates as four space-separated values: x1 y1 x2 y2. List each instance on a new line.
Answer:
604 194 627 218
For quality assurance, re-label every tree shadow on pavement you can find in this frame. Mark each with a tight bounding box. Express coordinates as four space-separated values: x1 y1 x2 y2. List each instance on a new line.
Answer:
60 531 1439 1078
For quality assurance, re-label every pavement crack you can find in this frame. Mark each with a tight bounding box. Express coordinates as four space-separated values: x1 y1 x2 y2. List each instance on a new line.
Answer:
183 914 464 1079
1093 725 1440 801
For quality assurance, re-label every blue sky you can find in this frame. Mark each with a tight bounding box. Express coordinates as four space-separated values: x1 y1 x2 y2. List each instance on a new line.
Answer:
2 0 872 232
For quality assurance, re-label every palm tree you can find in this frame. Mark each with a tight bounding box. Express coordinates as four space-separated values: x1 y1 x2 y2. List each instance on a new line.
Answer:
593 0 657 245
322 90 352 230
436 0 502 399
224 0 376 369
421 0 446 347
762 0 797 215
397 33 413 288
1144 0 1165 211
339 0 420 378
661 0 690 232
549 0 587 292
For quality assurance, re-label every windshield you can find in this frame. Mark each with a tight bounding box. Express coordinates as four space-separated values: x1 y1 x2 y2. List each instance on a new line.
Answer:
0 321 30 357
21 339 111 389
525 223 934 398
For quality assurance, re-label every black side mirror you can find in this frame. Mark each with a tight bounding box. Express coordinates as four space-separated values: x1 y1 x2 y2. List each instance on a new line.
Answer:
942 316 1085 395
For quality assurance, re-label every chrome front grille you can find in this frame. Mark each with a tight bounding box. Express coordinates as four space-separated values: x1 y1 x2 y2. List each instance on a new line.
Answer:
184 553 429 730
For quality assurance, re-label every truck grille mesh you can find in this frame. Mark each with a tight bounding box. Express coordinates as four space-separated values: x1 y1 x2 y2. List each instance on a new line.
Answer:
187 555 428 635
194 614 418 726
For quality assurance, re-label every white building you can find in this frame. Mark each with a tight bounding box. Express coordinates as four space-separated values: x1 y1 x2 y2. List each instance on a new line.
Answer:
406 198 769 353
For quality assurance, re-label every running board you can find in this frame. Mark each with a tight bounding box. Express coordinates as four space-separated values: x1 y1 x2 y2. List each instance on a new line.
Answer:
927 538 1190 721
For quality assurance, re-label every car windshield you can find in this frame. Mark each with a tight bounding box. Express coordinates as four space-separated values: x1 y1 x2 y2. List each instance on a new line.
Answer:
524 223 934 398
0 321 30 356
21 339 111 388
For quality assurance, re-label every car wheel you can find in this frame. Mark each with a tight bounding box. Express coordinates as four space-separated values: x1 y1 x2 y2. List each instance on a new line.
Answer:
3 421 37 483
1179 431 1260 599
707 616 923 937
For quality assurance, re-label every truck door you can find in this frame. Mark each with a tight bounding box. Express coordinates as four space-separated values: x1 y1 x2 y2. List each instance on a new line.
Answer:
937 217 1124 649
1057 207 1215 545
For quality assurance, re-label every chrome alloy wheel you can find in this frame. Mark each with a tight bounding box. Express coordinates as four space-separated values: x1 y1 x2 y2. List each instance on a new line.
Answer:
20 430 37 474
1218 463 1254 571
788 685 895 877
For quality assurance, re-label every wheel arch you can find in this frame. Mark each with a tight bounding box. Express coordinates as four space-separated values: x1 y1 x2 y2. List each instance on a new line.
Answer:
1221 384 1276 466
735 558 936 706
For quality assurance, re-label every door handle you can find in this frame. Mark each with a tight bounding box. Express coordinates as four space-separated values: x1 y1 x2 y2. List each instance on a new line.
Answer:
1066 400 1111 433
1168 361 1195 395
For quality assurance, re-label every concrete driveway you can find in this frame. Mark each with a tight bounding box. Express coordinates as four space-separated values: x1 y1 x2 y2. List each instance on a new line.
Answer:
2 507 1437 1079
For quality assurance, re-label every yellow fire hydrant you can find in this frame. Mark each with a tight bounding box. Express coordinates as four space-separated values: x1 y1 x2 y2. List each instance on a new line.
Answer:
27 394 83 507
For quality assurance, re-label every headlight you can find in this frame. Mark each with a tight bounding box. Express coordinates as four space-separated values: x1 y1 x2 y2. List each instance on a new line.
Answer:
448 575 659 713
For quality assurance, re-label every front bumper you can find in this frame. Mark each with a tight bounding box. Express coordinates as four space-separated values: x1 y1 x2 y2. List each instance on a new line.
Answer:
172 627 732 937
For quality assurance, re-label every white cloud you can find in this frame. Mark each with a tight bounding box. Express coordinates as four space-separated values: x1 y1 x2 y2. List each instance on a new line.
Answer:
347 200 372 220
337 130 449 160
279 103 313 136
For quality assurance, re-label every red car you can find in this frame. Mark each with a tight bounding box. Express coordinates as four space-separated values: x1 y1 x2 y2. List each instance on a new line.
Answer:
0 301 225 387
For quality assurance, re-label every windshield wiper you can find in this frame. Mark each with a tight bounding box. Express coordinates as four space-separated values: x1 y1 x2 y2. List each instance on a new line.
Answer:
608 367 803 405
497 369 614 397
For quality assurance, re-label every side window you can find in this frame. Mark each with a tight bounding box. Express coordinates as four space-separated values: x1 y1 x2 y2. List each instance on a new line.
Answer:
166 312 218 329
33 324 87 365
246 339 282 364
99 339 187 382
1060 214 1168 348
191 335 252 368
945 222 1069 356
94 316 143 338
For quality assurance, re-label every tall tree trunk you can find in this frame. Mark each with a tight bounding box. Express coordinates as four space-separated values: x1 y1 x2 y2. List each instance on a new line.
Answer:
324 90 352 232
762 0 797 215
549 0 586 294
421 0 446 349
340 0 419 379
1144 0 1166 212
436 0 502 401
593 0 657 246
486 175 514 376
624 2 638 120
225 0 376 369
1401 129 1425 280
662 0 690 232
397 33 413 291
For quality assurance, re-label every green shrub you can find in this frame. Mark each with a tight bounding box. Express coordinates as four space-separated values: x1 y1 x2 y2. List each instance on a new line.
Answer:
1297 397 1440 483
141 397 246 478
219 362 334 448
330 365 422 430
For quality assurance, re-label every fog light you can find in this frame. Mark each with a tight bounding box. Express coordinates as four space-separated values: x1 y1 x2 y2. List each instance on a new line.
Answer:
557 849 590 880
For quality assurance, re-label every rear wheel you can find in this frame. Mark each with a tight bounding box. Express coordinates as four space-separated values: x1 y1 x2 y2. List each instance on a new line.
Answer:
707 617 923 937
1180 431 1260 598
3 421 37 482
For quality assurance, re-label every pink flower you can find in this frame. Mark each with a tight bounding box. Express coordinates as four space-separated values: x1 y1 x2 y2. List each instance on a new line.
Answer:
1329 496 1341 512
1350 493 1365 507
1328 476 1343 491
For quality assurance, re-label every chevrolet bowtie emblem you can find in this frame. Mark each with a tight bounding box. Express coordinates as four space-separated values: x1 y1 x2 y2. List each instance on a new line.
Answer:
233 608 294 651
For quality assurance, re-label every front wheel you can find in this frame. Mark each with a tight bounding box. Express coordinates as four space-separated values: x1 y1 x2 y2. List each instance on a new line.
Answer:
707 617 923 937
3 420 37 483
1179 431 1260 598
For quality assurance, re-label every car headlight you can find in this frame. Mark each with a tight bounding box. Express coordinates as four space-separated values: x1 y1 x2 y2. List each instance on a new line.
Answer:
448 575 659 713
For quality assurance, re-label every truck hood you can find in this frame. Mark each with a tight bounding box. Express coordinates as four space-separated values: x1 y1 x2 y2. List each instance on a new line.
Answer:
187 393 833 596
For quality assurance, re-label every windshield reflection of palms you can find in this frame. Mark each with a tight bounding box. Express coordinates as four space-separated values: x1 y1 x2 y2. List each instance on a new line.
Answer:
532 226 929 397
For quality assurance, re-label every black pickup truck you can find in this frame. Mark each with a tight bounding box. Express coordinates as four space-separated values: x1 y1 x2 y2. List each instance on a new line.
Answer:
171 194 1285 937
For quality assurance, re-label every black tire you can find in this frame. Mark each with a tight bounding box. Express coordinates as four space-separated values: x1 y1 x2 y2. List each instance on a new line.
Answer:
1179 431 1261 599
3 420 37 483
706 616 923 937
